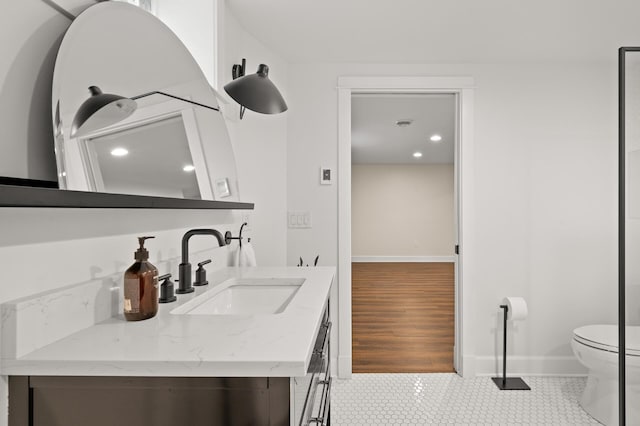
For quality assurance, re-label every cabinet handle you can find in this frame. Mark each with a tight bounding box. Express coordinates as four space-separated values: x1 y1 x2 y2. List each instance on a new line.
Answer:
322 355 330 382
308 376 332 425
314 321 332 354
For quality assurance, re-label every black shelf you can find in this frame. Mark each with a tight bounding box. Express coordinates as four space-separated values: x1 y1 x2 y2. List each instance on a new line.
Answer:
0 185 254 210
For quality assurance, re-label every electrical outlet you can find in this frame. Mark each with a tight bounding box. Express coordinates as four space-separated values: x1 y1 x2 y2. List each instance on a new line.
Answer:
302 212 312 227
288 211 312 228
288 213 297 227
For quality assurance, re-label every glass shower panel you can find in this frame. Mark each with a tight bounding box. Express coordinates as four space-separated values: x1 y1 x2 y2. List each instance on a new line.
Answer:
622 48 640 426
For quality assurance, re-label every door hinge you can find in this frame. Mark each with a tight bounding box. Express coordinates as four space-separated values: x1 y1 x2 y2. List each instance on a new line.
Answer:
455 245 459 255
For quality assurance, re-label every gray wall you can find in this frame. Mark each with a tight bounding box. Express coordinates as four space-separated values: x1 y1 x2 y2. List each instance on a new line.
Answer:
0 1 80 181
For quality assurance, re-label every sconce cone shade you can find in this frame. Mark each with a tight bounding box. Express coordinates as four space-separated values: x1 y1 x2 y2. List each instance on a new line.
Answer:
223 64 287 115
70 86 137 138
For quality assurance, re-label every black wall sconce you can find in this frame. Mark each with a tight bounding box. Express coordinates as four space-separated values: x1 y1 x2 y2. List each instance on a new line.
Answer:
223 58 287 120
70 86 220 138
71 58 287 136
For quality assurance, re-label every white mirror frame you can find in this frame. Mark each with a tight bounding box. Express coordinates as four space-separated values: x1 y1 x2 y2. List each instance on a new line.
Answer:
64 98 214 200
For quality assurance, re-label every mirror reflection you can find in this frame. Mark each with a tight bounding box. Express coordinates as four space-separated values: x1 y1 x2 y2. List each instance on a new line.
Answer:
51 2 239 201
83 116 202 199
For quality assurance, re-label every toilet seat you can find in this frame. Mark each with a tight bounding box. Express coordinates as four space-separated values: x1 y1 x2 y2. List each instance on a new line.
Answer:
573 325 640 356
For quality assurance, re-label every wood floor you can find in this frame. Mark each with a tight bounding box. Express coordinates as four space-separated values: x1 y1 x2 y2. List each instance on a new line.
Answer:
352 262 455 373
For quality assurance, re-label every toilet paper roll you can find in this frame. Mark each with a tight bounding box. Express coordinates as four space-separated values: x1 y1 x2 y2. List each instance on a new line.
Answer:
502 297 528 321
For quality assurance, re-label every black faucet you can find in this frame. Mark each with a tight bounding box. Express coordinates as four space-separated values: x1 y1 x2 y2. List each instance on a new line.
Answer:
177 229 226 294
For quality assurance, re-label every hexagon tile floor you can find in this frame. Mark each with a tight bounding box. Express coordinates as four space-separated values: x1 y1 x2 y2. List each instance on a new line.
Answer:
331 374 600 425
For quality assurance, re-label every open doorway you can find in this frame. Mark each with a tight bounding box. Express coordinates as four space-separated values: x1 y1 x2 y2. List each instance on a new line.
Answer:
336 76 475 379
350 93 457 373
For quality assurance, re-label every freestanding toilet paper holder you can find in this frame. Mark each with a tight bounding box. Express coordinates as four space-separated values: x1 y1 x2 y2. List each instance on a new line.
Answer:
492 304 531 390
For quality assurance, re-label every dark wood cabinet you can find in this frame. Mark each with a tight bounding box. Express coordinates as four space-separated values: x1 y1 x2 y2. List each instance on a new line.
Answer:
9 376 289 426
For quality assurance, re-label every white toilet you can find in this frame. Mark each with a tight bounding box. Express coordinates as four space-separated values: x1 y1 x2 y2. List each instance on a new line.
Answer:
571 324 640 425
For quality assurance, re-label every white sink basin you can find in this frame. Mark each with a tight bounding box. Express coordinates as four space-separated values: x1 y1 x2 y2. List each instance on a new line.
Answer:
171 278 305 315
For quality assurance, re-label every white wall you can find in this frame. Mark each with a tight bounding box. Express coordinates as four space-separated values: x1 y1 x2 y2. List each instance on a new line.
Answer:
155 0 216 87
351 164 454 258
220 4 288 266
131 0 289 266
287 62 618 375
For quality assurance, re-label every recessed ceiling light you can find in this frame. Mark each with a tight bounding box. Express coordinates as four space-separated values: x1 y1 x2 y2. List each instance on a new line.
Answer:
413 152 423 158
430 134 442 142
183 165 196 172
110 147 129 157
396 119 413 127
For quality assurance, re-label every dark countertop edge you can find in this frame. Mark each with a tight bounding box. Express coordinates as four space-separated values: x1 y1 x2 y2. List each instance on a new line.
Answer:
0 185 254 209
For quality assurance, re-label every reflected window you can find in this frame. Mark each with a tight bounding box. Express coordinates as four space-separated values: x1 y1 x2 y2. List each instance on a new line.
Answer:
114 0 155 14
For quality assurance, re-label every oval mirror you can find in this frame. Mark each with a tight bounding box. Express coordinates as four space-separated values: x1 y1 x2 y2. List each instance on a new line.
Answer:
52 2 239 201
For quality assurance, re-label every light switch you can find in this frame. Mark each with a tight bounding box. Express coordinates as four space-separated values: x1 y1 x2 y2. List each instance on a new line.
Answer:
320 167 333 185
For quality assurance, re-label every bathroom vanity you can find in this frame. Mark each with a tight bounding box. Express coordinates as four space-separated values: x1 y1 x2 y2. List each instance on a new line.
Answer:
0 2 321 424
2 267 334 426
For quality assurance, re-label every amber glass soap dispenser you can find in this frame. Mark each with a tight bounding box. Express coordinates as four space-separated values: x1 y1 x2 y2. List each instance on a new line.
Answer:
124 236 159 321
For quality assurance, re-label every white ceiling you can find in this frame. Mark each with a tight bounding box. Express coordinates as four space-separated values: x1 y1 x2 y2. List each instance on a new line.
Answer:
351 94 455 165
227 0 640 64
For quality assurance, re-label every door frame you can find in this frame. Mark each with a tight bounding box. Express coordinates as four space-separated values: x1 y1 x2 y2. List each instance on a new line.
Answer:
337 76 476 378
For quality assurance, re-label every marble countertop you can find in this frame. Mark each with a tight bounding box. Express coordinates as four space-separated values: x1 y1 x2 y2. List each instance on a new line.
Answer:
1 267 334 377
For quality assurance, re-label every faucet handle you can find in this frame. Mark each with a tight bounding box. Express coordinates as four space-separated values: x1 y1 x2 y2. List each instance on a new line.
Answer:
158 273 177 303
194 259 211 286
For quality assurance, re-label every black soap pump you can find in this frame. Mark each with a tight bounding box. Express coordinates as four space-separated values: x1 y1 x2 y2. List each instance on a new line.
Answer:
123 236 159 321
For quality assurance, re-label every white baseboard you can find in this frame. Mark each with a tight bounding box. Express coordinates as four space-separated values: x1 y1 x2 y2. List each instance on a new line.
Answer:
459 354 476 378
474 355 587 377
333 354 584 378
351 256 455 263
337 355 352 379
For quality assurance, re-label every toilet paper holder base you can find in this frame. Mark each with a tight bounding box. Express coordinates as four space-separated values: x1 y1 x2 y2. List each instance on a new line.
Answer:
492 376 530 390
492 304 531 391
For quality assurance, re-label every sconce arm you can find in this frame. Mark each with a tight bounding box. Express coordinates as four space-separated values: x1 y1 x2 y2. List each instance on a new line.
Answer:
131 91 220 112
